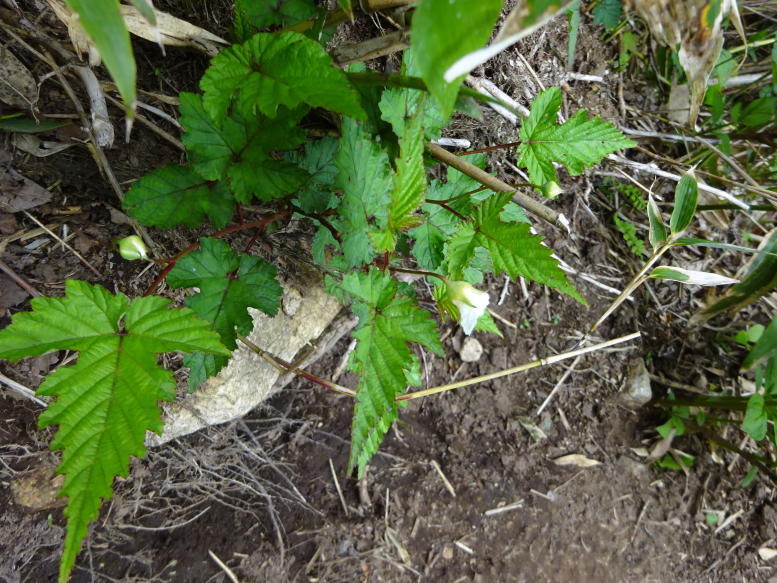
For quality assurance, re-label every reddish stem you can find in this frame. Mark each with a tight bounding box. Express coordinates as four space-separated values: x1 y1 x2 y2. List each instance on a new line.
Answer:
143 212 290 296
459 141 521 156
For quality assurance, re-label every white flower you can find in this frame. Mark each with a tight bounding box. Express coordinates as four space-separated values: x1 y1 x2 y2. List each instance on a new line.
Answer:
447 281 490 335
542 180 563 199
117 235 149 261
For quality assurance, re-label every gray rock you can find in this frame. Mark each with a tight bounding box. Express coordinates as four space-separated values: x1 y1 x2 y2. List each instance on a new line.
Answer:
620 358 652 408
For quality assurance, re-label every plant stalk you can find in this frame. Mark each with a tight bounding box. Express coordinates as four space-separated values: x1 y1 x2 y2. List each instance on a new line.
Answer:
426 143 565 229
396 332 641 401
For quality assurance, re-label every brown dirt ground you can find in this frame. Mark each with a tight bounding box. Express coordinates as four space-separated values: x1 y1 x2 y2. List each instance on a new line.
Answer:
1 2 776 582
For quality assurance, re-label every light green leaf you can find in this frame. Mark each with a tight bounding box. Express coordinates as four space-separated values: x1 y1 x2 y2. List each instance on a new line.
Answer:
650 266 738 286
447 193 585 303
200 32 365 123
0 281 227 582
124 164 234 229
566 0 580 70
669 173 698 235
65 0 135 114
647 193 667 249
743 394 768 441
386 114 426 233
410 0 502 118
517 87 635 186
332 117 393 266
0 118 67 133
129 0 156 24
743 317 777 370
340 269 443 476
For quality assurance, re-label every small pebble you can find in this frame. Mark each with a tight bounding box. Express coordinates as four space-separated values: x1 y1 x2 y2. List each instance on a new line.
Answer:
459 337 483 362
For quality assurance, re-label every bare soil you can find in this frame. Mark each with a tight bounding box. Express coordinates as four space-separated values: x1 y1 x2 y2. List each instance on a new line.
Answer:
1 2 776 583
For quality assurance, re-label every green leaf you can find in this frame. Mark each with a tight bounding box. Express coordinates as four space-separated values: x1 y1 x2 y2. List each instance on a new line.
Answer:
65 0 135 114
410 0 502 118
129 0 156 24
332 117 393 266
179 92 309 202
669 173 698 235
647 193 667 249
592 0 621 29
286 136 339 214
0 281 227 582
0 118 67 133
740 97 776 127
446 193 585 303
743 394 768 441
613 213 646 257
236 0 318 29
167 237 283 355
744 317 777 370
386 115 426 233
378 48 449 141
200 32 365 124
124 164 234 229
340 269 443 476
517 87 635 186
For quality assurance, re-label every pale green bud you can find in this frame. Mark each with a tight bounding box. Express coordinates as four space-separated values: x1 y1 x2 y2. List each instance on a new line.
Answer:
117 235 149 261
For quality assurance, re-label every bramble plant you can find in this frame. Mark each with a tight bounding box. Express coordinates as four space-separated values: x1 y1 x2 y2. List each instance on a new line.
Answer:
15 0 762 581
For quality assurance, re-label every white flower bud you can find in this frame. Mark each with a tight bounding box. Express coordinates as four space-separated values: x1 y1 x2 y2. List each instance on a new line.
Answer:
447 281 490 335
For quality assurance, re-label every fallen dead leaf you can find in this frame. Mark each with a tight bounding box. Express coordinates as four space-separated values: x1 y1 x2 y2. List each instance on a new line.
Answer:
0 44 37 109
553 454 602 468
0 150 52 212
759 547 777 561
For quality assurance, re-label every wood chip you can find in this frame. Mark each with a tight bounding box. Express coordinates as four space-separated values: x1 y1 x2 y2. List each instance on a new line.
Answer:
553 454 602 468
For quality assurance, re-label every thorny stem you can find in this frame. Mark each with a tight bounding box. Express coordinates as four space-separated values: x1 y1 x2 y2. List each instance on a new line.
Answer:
237 333 356 397
143 212 289 296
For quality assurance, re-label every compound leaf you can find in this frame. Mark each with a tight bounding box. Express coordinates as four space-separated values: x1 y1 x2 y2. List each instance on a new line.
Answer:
447 193 585 303
200 31 365 124
517 87 634 186
340 269 443 476
124 164 234 229
0 281 228 582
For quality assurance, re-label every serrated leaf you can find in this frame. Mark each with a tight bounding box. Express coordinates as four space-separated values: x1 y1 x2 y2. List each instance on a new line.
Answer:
200 31 365 124
167 237 283 354
237 0 317 29
123 164 234 229
593 0 621 29
517 87 635 186
179 92 308 202
65 0 135 113
378 48 449 141
669 173 698 235
332 117 393 266
446 193 585 303
0 281 227 582
386 115 426 234
411 0 502 118
286 136 339 214
340 269 443 476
